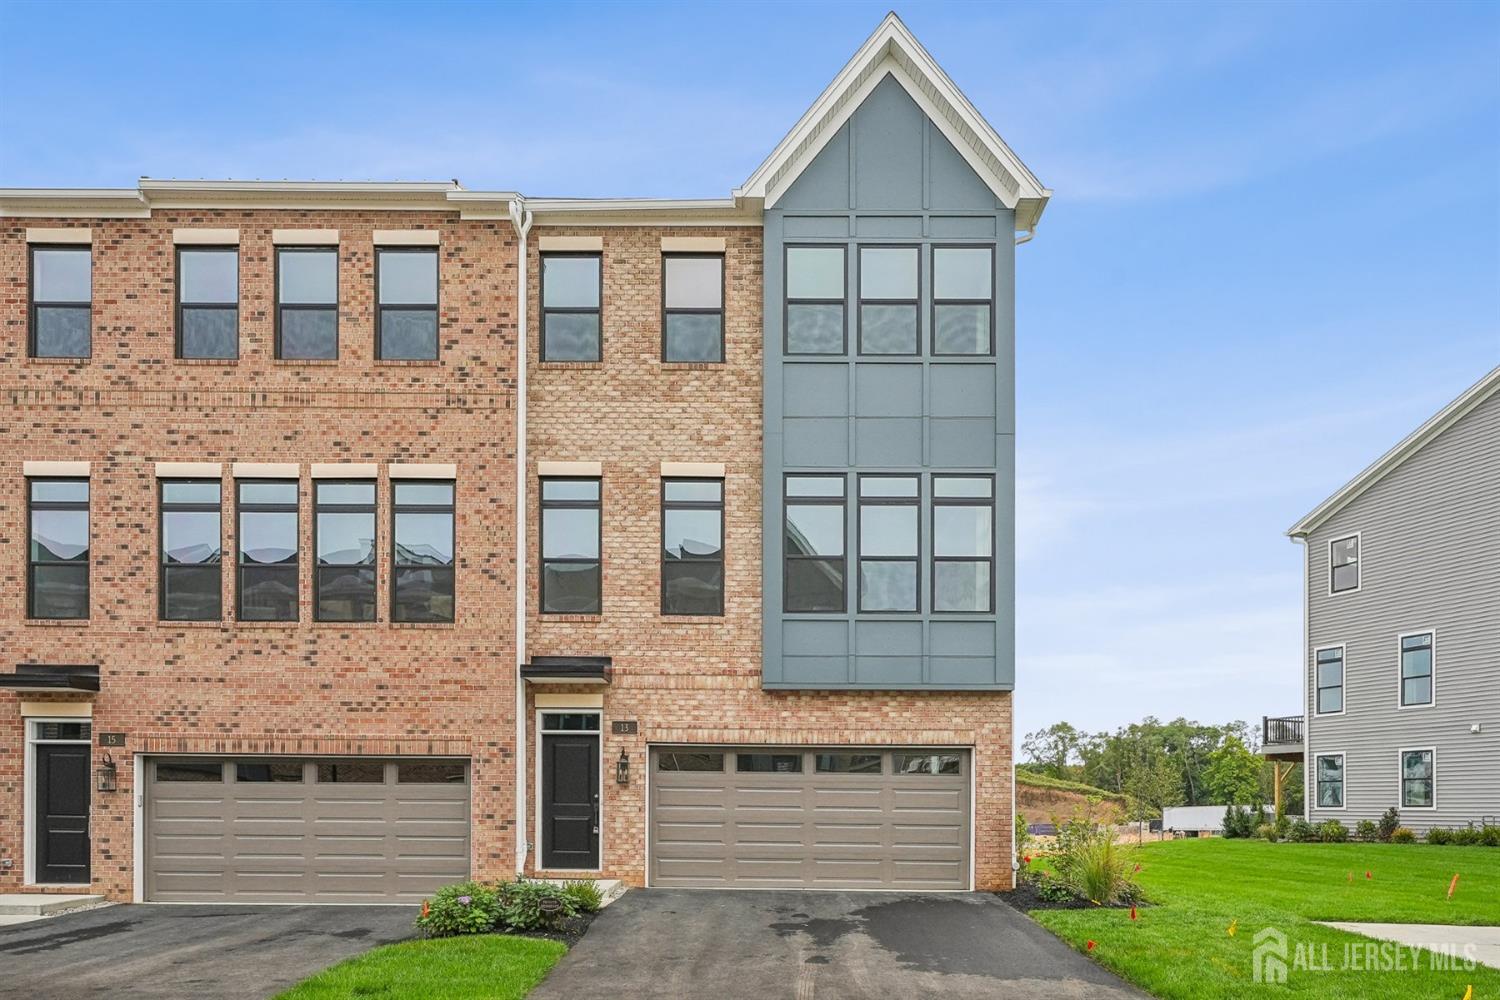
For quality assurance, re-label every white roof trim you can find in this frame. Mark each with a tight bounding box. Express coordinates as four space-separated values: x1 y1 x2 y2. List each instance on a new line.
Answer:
1287 365 1500 537
735 13 1049 227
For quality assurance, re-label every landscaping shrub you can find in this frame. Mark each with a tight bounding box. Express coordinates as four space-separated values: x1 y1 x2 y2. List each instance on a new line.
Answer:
1288 818 1316 843
1390 827 1416 844
497 878 578 931
1051 818 1140 905
1317 819 1349 843
1355 819 1379 843
1427 827 1453 845
1015 812 1031 863
1025 868 1078 904
561 879 604 914
1222 806 1259 839
1377 807 1401 843
1257 823 1278 843
1484 824 1500 847
416 881 501 937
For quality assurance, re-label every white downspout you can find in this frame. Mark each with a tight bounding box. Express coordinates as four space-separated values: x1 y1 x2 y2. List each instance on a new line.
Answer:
508 196 534 874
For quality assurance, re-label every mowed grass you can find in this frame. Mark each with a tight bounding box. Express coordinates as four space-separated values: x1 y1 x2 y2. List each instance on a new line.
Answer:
1029 839 1500 1000
273 935 567 1000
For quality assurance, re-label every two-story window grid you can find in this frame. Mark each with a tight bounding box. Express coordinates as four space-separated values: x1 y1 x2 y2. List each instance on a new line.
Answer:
661 478 724 616
539 478 602 614
857 475 919 612
540 253 603 361
159 479 223 621
314 480 377 622
175 247 239 359
27 478 89 620
275 247 339 359
236 480 299 622
662 254 725 363
392 481 456 623
28 245 92 358
784 475 846 613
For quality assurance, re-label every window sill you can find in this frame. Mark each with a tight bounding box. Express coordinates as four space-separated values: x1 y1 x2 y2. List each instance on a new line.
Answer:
26 356 92 365
661 615 726 624
231 620 303 628
538 614 603 623
391 621 456 629
22 618 90 627
177 358 240 365
312 620 383 628
374 359 441 367
537 361 602 370
273 358 341 366
661 362 727 369
158 619 229 628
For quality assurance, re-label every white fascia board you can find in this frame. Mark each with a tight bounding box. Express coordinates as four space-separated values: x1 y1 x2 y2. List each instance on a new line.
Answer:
0 188 149 218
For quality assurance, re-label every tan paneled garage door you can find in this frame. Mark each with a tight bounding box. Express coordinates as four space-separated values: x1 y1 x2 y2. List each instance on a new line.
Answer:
649 747 970 889
145 757 469 903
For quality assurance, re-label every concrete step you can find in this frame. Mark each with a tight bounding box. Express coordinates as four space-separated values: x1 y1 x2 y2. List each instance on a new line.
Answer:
0 893 105 916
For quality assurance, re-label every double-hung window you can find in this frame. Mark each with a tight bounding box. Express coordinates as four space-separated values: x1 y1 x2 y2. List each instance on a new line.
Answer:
276 247 339 359
540 478 601 613
661 479 723 615
932 246 993 355
932 476 994 613
784 476 846 612
785 246 845 354
29 245 92 358
177 247 239 359
27 478 89 619
663 255 724 362
1330 535 1359 593
1399 632 1433 707
858 246 919 355
392 481 455 622
541 254 602 361
1400 748 1435 808
1315 754 1344 808
160 480 222 621
1315 646 1344 714
237 480 298 621
858 475 918 612
314 481 376 621
376 248 438 360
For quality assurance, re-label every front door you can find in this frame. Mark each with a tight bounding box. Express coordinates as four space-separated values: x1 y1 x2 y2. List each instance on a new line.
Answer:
35 743 91 884
541 732 599 869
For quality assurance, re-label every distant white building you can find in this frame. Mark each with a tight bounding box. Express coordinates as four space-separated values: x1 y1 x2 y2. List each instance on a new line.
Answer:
1163 805 1266 837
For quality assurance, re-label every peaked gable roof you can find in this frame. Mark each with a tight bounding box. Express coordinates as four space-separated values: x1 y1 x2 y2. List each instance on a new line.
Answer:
735 13 1050 231
1287 365 1500 537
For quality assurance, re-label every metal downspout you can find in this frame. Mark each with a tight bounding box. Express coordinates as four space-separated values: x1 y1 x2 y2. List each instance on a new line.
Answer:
508 197 534 874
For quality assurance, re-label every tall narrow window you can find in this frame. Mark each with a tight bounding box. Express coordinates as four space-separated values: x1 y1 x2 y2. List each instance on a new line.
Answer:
160 480 222 621
858 476 918 612
392 480 455 622
237 480 298 621
1329 535 1359 593
784 476 845 612
177 247 239 359
662 479 723 615
30 245 92 358
932 246 993 355
1315 754 1344 808
540 478 601 613
1399 632 1433 707
858 246 918 355
314 480 376 622
376 247 438 360
785 246 845 354
1400 748 1434 808
541 254 602 361
1315 646 1344 714
276 247 339 359
27 478 89 619
933 476 994 613
663 255 724 362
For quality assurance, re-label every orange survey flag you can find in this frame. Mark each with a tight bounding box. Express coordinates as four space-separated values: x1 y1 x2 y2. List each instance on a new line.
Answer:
1227 919 1238 937
1449 874 1461 900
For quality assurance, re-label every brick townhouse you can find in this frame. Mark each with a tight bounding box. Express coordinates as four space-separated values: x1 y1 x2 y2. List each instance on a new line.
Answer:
0 14 1048 902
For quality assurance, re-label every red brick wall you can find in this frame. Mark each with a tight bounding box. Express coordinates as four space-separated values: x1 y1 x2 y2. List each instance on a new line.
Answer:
0 210 520 898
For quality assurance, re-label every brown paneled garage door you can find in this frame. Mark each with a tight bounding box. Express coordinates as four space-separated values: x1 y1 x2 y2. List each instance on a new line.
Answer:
145 757 469 903
649 747 970 889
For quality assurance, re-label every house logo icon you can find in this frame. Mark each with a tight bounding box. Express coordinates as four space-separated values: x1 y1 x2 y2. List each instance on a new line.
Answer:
1253 927 1289 984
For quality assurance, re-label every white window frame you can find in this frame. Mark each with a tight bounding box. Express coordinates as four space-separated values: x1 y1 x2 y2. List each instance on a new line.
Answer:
1395 629 1436 710
1397 745 1437 811
1312 643 1346 718
533 708 604 874
23 717 93 886
1327 531 1361 596
1312 751 1346 811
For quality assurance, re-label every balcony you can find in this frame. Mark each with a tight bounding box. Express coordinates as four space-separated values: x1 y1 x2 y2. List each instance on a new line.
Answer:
1260 715 1305 761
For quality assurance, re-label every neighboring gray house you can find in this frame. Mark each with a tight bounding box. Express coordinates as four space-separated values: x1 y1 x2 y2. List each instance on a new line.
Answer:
1266 366 1499 832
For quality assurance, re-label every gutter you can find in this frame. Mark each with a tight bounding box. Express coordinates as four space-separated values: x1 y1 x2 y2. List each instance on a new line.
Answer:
508 196 535 874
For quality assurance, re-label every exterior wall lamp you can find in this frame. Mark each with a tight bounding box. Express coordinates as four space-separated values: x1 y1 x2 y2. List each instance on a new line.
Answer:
616 750 630 785
96 751 118 792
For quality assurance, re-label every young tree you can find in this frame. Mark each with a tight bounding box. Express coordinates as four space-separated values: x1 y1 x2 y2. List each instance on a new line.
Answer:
1204 735 1263 806
1020 721 1083 778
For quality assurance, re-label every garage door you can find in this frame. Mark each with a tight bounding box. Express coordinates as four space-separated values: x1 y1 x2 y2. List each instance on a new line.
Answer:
145 757 469 903
649 747 970 889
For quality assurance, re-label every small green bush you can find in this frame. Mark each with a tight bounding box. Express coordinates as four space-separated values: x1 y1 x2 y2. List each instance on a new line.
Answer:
1025 869 1077 904
497 878 578 931
1222 806 1259 839
1390 826 1416 844
1355 819 1379 843
1288 818 1316 843
1317 819 1349 843
1427 827 1453 845
1257 822 1278 843
416 881 501 937
1377 807 1401 842
561 879 604 914
1015 812 1031 863
1484 825 1500 847
1051 818 1139 905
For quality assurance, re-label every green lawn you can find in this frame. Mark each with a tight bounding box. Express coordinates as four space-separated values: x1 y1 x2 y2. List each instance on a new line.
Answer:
273 935 567 1000
1029 839 1500 999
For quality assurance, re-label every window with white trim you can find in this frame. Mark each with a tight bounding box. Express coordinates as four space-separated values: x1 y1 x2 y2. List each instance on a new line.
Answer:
1400 749 1434 808
1315 754 1344 808
1330 535 1359 593
1399 632 1433 707
1315 647 1344 714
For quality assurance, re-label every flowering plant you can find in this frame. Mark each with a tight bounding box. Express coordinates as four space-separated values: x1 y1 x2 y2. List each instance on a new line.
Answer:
416 881 501 937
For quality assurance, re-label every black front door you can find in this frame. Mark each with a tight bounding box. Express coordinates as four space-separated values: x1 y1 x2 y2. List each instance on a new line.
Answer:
35 743 91 884
542 733 599 869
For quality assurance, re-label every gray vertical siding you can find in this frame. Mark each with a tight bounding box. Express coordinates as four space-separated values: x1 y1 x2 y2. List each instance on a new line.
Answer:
762 74 1015 690
1304 389 1500 831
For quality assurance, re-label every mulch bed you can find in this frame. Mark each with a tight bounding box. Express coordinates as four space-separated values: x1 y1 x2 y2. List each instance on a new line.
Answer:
999 880 1146 912
504 910 597 948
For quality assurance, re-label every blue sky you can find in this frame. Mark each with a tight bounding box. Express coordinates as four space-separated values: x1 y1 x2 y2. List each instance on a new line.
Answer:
3 1 1497 740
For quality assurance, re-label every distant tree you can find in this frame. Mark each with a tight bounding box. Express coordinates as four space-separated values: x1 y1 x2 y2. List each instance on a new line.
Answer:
1125 755 1182 817
1020 722 1083 778
1204 735 1263 806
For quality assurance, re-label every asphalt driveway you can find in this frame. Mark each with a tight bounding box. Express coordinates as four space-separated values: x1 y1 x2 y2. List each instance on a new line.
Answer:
0 904 416 1000
532 890 1145 999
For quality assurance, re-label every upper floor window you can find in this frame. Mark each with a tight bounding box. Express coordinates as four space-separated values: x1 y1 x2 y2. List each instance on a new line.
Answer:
858 475 918 612
931 246 993 355
376 248 438 360
1400 748 1435 808
1329 535 1359 593
237 480 298 622
27 478 89 619
541 254 601 361
540 478 601 613
276 247 339 359
785 246 845 355
392 481 455 623
1315 754 1344 808
1399 632 1433 707
160 480 222 621
858 246 918 355
1315 646 1344 714
932 476 994 613
176 248 239 359
784 475 845 612
663 255 724 362
661 479 723 616
314 480 376 622
29 246 92 358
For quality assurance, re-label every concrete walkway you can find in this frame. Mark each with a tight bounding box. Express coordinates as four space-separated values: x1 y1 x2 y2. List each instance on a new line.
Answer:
1318 921 1500 970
